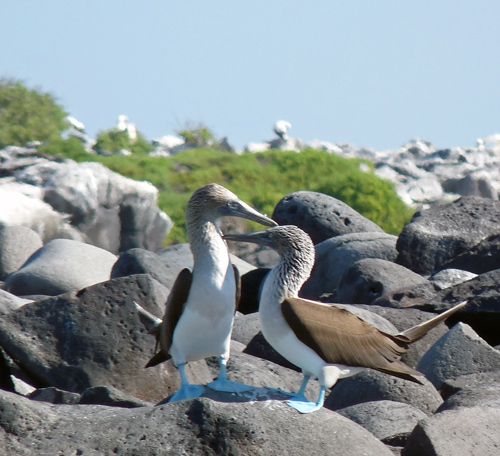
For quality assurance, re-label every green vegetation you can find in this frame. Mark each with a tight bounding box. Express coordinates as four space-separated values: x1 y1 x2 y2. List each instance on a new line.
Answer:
177 126 217 148
0 79 68 148
40 145 414 244
2 80 411 244
94 129 153 155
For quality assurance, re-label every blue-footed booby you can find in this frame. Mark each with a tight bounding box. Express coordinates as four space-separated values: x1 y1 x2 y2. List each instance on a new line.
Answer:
136 183 277 403
224 225 468 413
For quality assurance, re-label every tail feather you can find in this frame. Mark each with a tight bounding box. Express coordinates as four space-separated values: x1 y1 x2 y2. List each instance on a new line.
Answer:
134 301 163 332
399 301 468 343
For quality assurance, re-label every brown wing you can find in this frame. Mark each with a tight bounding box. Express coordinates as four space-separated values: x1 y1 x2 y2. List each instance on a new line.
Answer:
233 265 241 313
282 297 423 383
146 268 192 368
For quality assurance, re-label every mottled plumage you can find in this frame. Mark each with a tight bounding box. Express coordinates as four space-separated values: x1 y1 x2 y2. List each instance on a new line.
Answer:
224 225 467 413
136 183 276 402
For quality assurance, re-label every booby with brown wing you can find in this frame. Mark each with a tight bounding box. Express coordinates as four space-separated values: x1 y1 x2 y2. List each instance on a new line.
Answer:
224 225 467 413
136 183 277 403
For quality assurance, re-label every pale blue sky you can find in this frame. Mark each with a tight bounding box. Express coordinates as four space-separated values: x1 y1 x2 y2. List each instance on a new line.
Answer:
2 1 500 150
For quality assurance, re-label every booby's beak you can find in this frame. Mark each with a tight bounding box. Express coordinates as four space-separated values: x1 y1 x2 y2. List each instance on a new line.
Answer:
224 229 278 249
221 200 278 227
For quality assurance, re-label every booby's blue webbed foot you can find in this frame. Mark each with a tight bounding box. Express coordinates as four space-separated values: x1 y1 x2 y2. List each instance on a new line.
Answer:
207 356 253 394
207 378 253 393
286 397 323 414
286 386 326 414
168 384 205 403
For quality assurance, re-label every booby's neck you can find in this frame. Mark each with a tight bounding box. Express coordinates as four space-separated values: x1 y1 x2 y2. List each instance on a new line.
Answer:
187 213 228 267
263 242 315 305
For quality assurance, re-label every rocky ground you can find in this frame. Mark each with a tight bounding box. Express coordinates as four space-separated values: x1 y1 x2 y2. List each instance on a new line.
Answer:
1 145 500 455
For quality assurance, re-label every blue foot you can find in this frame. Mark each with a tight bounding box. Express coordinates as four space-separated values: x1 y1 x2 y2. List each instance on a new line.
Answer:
286 397 323 414
207 378 253 393
168 384 205 403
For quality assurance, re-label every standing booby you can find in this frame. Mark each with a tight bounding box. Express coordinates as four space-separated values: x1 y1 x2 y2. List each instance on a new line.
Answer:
274 120 292 140
224 225 468 413
136 184 277 403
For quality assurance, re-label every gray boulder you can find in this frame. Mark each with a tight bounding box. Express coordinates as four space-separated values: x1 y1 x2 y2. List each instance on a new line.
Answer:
442 171 498 200
428 268 477 290
0 290 32 316
0 183 83 243
417 322 500 389
300 231 398 301
437 371 500 412
5 238 117 296
403 407 500 456
0 274 198 404
336 258 428 304
325 369 443 415
0 389 393 456
435 269 500 346
14 160 172 253
0 225 43 280
396 196 500 275
439 232 500 274
28 386 81 405
272 191 383 244
111 247 174 289
337 400 427 447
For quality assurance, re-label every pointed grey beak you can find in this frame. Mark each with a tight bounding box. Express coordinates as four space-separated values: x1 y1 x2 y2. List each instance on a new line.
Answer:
224 230 277 248
223 200 278 227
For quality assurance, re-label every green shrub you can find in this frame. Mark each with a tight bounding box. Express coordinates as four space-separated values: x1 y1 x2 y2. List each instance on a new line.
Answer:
0 79 68 148
38 136 90 161
94 129 153 155
48 145 414 245
177 125 217 148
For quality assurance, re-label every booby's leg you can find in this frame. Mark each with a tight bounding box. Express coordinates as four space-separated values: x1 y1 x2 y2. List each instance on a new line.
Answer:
207 356 253 393
287 386 326 414
168 363 205 403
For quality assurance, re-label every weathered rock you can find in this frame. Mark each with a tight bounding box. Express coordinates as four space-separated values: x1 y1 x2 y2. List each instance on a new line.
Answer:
336 400 427 446
437 370 500 412
5 239 117 296
14 160 172 253
396 196 500 275
442 171 498 200
111 247 173 289
0 225 43 280
238 268 270 314
433 269 500 345
441 370 500 401
0 389 394 456
0 274 204 403
79 385 153 408
403 407 500 456
336 258 428 304
0 290 32 315
300 231 399 301
371 281 440 310
28 386 81 405
0 184 82 243
428 268 477 290
417 322 500 389
325 369 443 415
272 191 384 244
439 233 500 274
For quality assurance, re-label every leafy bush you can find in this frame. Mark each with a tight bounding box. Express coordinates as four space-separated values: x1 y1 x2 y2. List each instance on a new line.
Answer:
38 136 90 161
48 145 414 245
0 79 68 148
94 128 152 154
177 125 217 148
